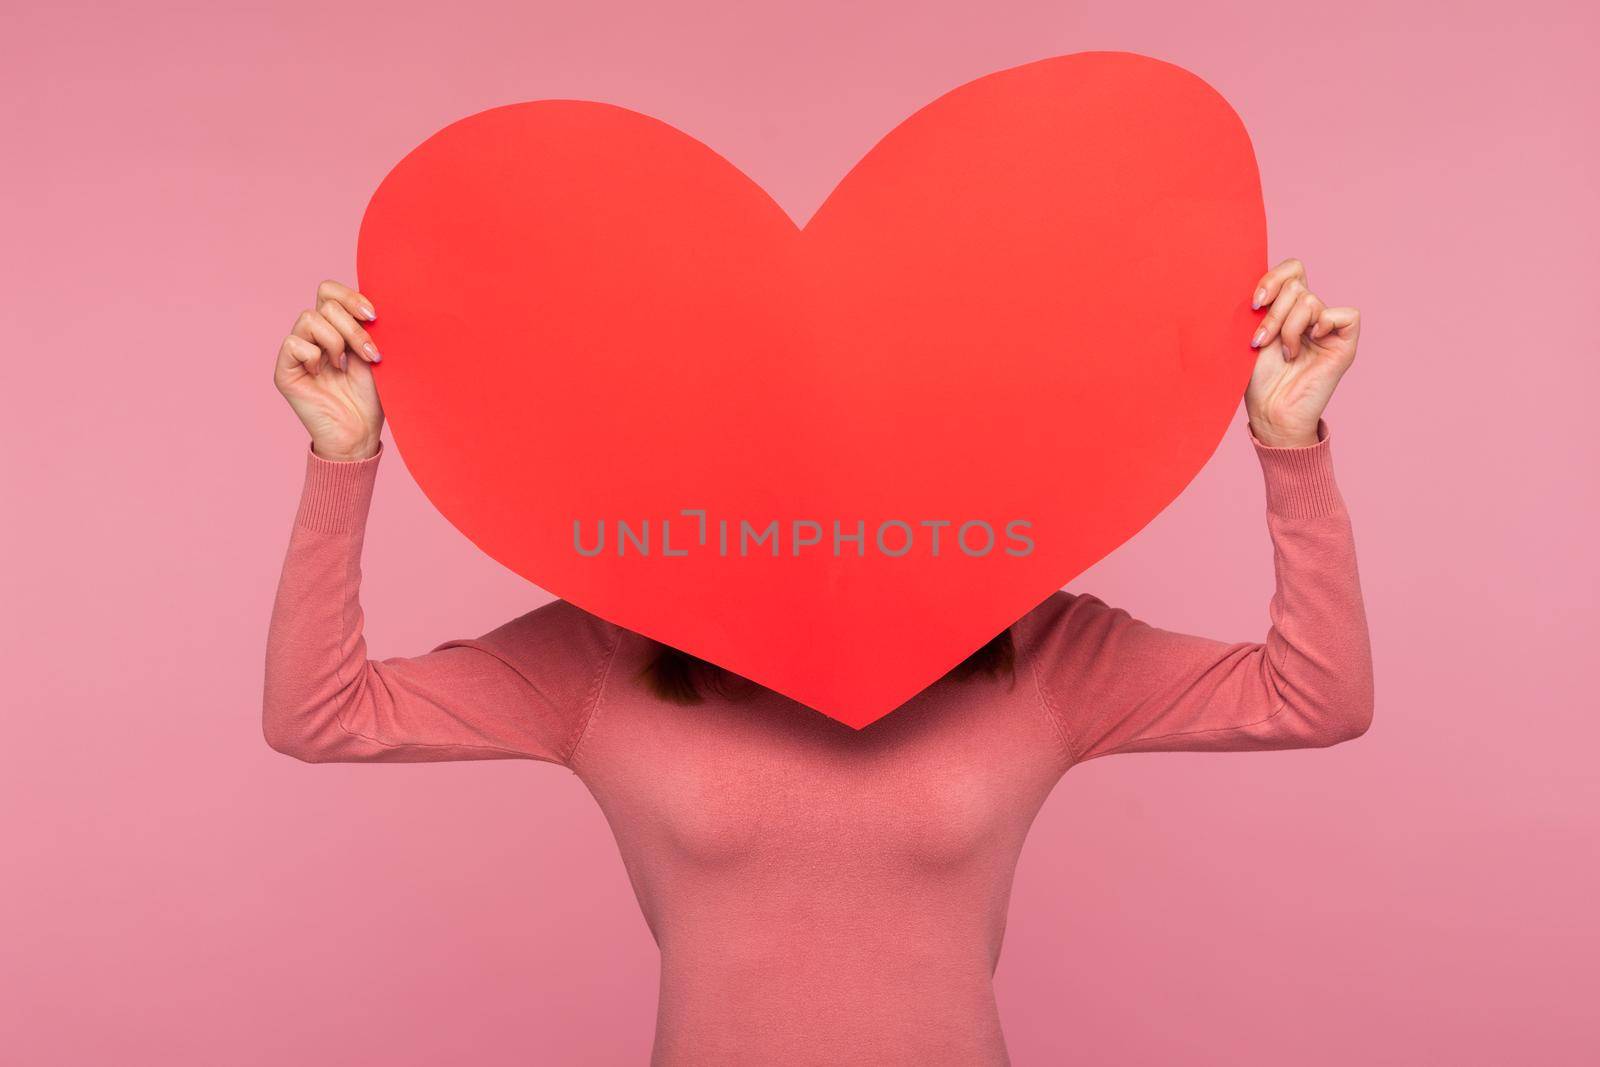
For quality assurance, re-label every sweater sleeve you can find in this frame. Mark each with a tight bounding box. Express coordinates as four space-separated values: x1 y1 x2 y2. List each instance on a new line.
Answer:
262 442 621 766
1019 420 1374 765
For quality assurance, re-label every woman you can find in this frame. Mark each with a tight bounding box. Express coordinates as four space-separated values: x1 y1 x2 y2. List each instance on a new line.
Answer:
265 258 1372 1065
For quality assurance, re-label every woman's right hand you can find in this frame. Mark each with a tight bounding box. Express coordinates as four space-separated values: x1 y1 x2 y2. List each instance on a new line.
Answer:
274 280 384 462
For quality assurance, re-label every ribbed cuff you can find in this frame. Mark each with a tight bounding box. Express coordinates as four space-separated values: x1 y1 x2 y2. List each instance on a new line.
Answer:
1250 419 1344 519
294 441 383 533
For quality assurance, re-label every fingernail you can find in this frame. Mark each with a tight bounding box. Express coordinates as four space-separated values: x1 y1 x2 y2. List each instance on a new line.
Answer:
1252 289 1266 309
1251 327 1267 348
364 342 380 362
359 305 376 321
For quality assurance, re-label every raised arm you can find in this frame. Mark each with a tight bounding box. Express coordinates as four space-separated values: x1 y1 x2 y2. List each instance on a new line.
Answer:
1020 259 1374 764
262 280 619 766
1021 421 1373 762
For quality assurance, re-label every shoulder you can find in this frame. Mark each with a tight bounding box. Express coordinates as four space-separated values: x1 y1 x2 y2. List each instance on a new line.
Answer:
1014 589 1124 649
416 601 626 766
471 598 626 683
1012 588 1155 688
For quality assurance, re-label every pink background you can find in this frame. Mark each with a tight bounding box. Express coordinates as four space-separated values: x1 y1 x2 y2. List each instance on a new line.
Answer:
4 1 1596 1064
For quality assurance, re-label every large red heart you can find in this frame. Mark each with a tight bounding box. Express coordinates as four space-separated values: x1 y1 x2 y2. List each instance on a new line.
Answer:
356 51 1265 729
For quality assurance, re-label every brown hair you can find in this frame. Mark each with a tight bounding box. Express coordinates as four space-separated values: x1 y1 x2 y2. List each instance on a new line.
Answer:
639 628 1015 704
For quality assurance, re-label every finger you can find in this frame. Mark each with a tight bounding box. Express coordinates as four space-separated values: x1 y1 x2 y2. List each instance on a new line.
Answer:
316 279 377 323
1252 257 1308 310
1311 305 1361 344
292 309 348 371
319 298 381 364
1252 277 1306 348
1279 291 1325 361
277 334 324 378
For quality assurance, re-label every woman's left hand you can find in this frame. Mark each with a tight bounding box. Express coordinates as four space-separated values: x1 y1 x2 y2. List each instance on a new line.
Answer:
1244 258 1360 447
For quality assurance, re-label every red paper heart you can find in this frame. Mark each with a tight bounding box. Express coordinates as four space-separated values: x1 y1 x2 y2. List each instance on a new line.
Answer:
356 51 1265 729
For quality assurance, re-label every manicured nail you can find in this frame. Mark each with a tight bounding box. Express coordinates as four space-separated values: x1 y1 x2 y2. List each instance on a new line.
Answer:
1251 327 1267 348
364 342 380 362
359 305 376 321
1252 289 1266 309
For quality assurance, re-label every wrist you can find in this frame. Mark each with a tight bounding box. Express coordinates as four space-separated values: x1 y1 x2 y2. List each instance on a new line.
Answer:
1248 415 1319 449
1251 419 1342 518
297 439 381 533
312 437 381 463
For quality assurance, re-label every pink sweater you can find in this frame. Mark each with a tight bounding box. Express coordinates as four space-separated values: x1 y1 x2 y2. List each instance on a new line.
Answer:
264 422 1373 1066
